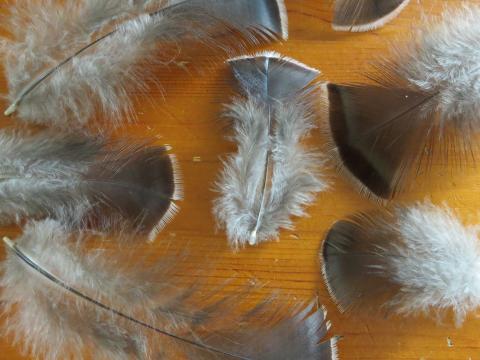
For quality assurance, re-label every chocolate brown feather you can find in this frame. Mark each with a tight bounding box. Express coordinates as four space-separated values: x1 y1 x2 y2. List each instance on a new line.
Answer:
84 143 182 240
326 5 480 199
0 129 181 240
321 202 480 326
321 209 401 313
326 83 431 199
333 0 410 32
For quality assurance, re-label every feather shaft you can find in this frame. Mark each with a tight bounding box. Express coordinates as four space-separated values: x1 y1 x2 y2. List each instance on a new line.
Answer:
2 237 249 359
3 30 116 117
250 58 274 245
214 52 328 247
0 129 181 238
3 0 288 126
326 5 480 199
2 219 336 359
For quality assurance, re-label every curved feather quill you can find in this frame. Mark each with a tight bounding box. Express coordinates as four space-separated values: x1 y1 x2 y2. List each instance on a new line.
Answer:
0 129 182 240
1 0 288 128
332 0 410 32
321 202 480 326
1 218 337 359
325 5 480 199
214 52 328 248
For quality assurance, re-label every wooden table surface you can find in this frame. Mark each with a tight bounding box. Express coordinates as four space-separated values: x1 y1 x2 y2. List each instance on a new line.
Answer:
1 0 480 359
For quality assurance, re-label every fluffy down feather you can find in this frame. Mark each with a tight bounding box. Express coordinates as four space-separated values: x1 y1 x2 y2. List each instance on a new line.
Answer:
321 202 480 326
391 4 480 128
1 0 288 128
214 52 328 248
0 129 182 240
325 5 480 200
1 218 337 359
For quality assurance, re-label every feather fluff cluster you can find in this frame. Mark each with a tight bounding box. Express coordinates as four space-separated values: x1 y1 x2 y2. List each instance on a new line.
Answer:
387 4 480 130
215 97 325 247
1 0 288 128
1 217 336 359
214 53 328 248
1 219 156 359
0 129 101 224
322 202 480 326
0 2 343 359
1 0 149 126
323 4 480 200
387 203 480 325
0 129 182 239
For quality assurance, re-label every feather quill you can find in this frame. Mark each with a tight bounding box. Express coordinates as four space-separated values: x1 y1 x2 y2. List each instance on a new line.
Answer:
213 52 328 248
321 201 480 326
332 0 409 32
1 218 338 359
0 129 182 240
1 0 288 128
325 5 480 199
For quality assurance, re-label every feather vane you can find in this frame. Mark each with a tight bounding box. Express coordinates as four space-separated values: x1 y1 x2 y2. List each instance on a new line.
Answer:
1 218 337 359
321 201 480 326
325 5 480 199
2 0 288 127
332 0 409 32
0 129 182 240
214 52 328 248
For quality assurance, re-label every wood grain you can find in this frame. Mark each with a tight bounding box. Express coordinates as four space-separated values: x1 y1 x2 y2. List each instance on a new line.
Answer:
1 0 480 359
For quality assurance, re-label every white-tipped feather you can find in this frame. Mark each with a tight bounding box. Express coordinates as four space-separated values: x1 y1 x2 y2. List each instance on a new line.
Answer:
214 53 328 248
325 5 480 200
0 129 181 237
2 0 288 127
147 201 178 242
1 218 336 359
168 154 184 201
332 0 409 32
322 202 480 326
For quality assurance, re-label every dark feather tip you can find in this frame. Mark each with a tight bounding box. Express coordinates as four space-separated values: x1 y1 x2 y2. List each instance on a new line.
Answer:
327 83 429 200
228 51 319 100
248 0 289 40
333 0 410 32
321 214 400 314
87 146 182 241
183 0 289 42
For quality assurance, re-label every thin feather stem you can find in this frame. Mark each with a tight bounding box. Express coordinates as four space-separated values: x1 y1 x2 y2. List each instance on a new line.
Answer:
4 30 115 117
250 58 273 245
4 0 286 118
4 103 17 117
2 237 251 360
3 0 188 117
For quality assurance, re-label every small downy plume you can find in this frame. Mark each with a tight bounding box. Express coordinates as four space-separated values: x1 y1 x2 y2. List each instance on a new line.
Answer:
1 0 288 128
324 5 480 200
213 52 328 248
1 218 338 359
332 0 409 32
0 129 182 241
321 201 480 327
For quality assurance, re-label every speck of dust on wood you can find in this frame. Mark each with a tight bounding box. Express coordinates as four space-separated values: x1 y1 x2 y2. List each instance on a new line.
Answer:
447 337 454 348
